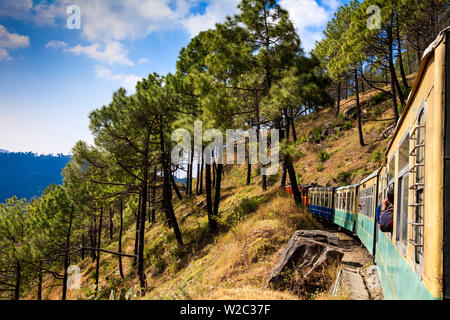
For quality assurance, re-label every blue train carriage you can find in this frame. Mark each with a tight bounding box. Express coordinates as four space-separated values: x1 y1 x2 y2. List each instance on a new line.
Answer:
356 169 380 256
333 185 358 232
375 28 449 300
308 187 334 221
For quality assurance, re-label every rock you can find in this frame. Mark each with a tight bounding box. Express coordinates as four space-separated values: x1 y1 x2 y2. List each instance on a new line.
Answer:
181 211 194 222
344 105 357 118
364 265 382 291
265 230 344 294
195 200 205 208
381 124 395 139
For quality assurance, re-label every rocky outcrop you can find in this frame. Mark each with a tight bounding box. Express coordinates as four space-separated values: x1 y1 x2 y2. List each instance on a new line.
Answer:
265 230 344 295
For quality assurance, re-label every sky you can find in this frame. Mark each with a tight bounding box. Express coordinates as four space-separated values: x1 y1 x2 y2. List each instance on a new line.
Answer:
0 0 344 155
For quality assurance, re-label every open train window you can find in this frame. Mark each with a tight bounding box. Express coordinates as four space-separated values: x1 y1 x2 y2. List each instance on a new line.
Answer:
396 132 410 255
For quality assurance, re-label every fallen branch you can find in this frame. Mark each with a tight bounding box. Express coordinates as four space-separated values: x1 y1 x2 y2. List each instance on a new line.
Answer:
81 247 136 258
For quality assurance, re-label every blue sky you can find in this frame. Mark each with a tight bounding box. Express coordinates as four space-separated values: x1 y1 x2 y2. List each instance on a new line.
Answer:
0 0 343 155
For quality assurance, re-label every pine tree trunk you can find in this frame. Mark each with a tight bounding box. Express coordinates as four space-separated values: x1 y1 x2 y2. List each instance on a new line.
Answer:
355 69 365 146
286 157 301 205
171 173 183 201
160 122 183 245
81 234 85 260
14 262 20 301
213 163 223 217
291 118 297 141
62 206 73 301
196 162 200 195
189 143 194 195
151 170 157 223
205 163 217 231
336 81 341 116
199 153 204 194
133 193 141 266
37 266 42 300
396 15 409 89
246 162 251 185
95 208 103 294
118 198 124 279
109 208 113 240
212 161 216 189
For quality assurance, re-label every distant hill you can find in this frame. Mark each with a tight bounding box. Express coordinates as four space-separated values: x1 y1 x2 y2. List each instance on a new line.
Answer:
173 176 187 186
0 152 71 203
0 149 8 153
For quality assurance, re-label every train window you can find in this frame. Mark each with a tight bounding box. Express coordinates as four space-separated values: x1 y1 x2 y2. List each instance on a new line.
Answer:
399 133 410 172
388 155 395 184
325 193 329 208
396 173 409 253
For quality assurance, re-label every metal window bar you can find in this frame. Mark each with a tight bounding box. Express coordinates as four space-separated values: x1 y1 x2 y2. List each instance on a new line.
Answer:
408 123 425 249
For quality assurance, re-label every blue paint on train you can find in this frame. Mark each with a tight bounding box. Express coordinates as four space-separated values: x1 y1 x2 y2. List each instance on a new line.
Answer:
308 204 333 220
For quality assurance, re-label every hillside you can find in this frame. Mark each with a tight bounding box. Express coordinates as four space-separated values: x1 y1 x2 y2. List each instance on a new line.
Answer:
29 82 404 301
0 152 71 202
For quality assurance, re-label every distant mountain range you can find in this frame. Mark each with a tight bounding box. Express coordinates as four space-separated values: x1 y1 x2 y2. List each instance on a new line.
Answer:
0 152 71 203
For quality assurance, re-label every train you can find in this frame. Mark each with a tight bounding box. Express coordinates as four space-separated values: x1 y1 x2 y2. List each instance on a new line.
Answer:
284 27 450 300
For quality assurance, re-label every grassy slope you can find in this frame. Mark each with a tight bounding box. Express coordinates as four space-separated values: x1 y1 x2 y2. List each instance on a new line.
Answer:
36 82 409 300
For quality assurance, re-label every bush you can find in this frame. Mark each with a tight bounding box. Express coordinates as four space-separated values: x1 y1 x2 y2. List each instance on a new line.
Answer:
223 197 260 227
371 150 382 164
312 127 324 143
337 171 352 185
318 150 330 162
368 91 390 107
317 163 324 172
342 121 352 130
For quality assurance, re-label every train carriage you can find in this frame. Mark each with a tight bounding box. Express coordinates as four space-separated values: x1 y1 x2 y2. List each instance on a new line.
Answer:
333 185 358 232
374 28 450 300
356 170 379 256
308 187 334 220
283 28 450 300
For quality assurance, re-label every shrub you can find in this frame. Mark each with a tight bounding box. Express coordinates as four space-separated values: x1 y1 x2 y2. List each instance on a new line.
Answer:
337 171 352 185
369 91 389 106
342 121 352 130
371 150 382 164
312 127 324 143
223 197 260 227
317 163 324 172
318 150 330 162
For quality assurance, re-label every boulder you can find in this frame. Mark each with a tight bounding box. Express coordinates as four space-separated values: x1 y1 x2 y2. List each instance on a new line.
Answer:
265 230 344 295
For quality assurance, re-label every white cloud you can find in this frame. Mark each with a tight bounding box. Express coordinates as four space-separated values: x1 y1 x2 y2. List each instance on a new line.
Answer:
65 41 133 66
45 40 68 49
94 65 142 92
138 58 149 64
279 0 341 52
0 0 64 26
181 0 240 37
0 25 30 61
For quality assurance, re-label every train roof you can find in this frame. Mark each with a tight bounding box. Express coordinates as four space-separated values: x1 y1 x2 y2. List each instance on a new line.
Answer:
335 184 358 191
359 168 380 185
384 27 450 162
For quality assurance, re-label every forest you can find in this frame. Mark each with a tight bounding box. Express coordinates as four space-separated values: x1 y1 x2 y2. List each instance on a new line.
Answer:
0 0 448 300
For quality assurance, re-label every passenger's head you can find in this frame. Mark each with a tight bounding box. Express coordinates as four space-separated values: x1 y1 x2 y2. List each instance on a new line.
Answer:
387 188 394 205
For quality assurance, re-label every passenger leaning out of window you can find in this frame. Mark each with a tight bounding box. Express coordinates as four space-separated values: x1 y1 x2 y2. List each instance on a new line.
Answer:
379 189 394 233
